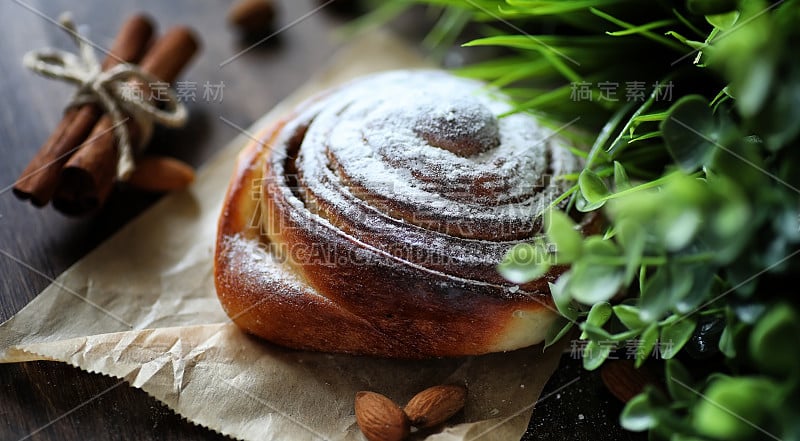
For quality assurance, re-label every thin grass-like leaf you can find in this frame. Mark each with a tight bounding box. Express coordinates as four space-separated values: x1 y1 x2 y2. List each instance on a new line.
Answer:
586 100 636 167
337 1 412 38
671 8 706 37
606 79 672 156
632 112 669 123
664 31 707 50
590 7 686 52
606 19 676 37
423 6 472 51
627 131 662 144
540 48 583 83
505 85 575 114
541 185 579 216
487 58 554 87
501 0 625 16
455 55 536 78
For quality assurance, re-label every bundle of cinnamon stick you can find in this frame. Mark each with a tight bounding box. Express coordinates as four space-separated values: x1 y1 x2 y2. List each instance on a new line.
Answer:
13 14 200 216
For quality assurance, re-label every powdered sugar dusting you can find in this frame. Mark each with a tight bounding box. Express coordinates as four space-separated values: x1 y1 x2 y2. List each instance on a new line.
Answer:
288 71 578 241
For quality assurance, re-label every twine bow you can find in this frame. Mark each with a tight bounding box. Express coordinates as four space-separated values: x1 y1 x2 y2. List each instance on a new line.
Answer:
22 12 187 180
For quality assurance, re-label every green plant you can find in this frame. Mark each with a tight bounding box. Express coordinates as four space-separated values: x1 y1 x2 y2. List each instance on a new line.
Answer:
368 1 800 440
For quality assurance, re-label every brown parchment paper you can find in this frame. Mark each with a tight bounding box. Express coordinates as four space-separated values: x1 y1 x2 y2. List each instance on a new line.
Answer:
0 31 567 441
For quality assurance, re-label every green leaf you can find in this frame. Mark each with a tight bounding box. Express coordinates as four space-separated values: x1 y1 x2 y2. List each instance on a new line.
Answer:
604 18 676 37
580 323 614 341
610 328 643 342
568 237 624 304
620 393 657 432
708 176 750 242
584 236 620 256
586 302 613 328
718 322 736 358
687 0 737 16
665 358 694 403
613 161 631 191
589 7 685 52
627 131 661 144
545 316 574 349
660 96 719 171
574 191 606 212
583 339 611 371
735 54 774 118
635 324 659 368
614 304 646 330
675 267 715 314
705 10 739 30
660 317 696 359
615 218 645 283
772 203 800 242
640 286 672 325
579 169 610 203
692 377 777 440
709 137 764 198
753 67 800 150
663 208 702 252
749 303 800 375
733 302 766 324
498 242 550 284
545 210 583 263
568 260 624 305
549 276 579 320
664 31 706 50
581 302 612 339
640 266 692 322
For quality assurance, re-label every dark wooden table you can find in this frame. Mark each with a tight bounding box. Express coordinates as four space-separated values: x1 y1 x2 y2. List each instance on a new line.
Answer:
0 1 642 439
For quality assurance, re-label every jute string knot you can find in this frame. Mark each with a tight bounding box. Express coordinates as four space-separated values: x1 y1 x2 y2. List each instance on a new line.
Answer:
22 12 187 180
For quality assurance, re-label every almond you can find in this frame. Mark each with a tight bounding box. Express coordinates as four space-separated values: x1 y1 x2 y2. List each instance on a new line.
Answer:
354 391 410 441
404 384 466 429
228 0 276 34
600 359 660 403
127 156 195 192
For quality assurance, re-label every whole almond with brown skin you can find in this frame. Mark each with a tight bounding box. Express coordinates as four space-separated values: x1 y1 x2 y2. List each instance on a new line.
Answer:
404 384 466 429
228 0 276 34
354 391 410 441
127 156 195 192
600 359 661 403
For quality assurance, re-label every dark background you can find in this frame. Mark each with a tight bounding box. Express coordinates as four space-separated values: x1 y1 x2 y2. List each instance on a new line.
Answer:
0 1 642 439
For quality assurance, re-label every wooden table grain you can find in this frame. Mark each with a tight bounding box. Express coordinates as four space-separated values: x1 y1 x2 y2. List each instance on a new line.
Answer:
0 1 642 440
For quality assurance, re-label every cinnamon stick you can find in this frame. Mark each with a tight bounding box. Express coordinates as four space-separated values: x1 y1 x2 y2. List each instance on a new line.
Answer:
12 14 155 206
54 27 200 215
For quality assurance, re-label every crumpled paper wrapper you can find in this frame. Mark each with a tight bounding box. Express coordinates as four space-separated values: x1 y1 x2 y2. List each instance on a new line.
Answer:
0 31 566 441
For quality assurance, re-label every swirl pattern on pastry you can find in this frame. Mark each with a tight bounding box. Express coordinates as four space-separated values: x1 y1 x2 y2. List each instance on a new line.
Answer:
215 70 599 358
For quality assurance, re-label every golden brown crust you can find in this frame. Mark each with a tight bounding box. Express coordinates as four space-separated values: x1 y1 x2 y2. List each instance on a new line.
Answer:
214 71 599 358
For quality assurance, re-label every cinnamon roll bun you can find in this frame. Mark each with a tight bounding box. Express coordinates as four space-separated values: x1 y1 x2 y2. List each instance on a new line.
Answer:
215 70 598 358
